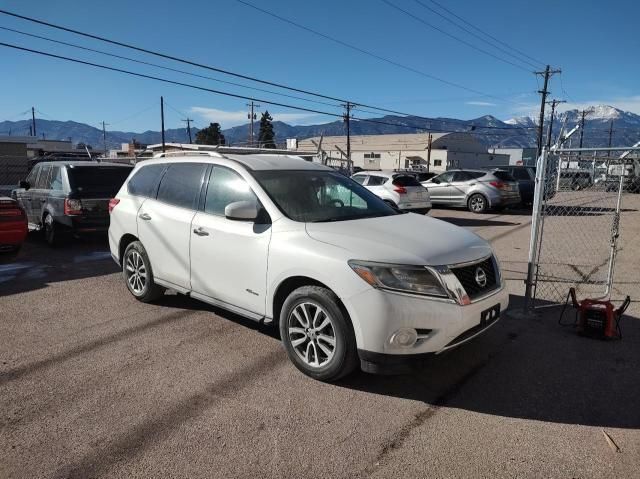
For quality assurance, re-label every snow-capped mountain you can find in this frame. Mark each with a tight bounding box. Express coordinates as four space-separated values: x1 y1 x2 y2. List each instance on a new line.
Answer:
505 116 537 127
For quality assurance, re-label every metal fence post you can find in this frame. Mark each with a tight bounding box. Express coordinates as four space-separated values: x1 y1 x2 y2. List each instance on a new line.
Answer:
524 147 548 310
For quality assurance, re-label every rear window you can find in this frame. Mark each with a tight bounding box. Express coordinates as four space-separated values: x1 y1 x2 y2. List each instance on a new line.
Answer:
493 171 516 182
392 175 421 187
68 166 133 196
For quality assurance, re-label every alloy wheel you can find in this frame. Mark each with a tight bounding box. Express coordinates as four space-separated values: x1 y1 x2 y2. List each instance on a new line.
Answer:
287 302 337 368
470 195 485 212
125 250 147 295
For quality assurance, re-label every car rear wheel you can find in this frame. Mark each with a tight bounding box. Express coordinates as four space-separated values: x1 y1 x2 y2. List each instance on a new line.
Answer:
279 285 358 382
123 241 165 302
468 194 488 214
43 213 65 247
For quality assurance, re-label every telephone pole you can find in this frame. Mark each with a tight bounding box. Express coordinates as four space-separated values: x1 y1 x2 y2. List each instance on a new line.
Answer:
182 118 193 144
426 132 433 172
31 107 37 137
607 119 614 157
343 102 354 166
534 65 561 158
578 108 591 160
101 121 109 154
545 99 566 148
247 101 260 147
160 96 166 153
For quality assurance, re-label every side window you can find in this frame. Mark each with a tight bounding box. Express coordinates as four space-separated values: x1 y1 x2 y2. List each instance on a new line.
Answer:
49 166 64 191
352 175 367 185
452 171 471 182
468 171 486 179
437 172 454 183
35 165 52 189
156 163 207 209
127 164 166 198
26 166 39 184
204 166 258 216
366 175 386 186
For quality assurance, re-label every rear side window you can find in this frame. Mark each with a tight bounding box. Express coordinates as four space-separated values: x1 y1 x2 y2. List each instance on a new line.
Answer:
493 171 516 182
467 172 485 179
156 163 207 210
127 164 166 198
35 165 51 189
367 175 387 186
68 166 133 196
49 166 64 191
392 175 421 186
352 175 367 184
204 166 257 216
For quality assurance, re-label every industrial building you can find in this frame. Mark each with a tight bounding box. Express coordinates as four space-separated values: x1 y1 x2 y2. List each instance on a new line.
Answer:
488 147 537 166
296 132 509 172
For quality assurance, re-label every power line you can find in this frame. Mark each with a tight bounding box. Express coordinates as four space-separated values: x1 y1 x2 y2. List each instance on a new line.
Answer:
410 0 543 70
380 0 533 72
423 0 546 68
234 0 521 105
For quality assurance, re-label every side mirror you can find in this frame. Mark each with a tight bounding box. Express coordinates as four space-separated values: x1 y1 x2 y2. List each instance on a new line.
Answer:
225 201 258 221
19 180 30 190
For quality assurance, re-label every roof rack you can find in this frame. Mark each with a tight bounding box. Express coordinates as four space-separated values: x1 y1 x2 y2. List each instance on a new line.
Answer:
153 151 225 159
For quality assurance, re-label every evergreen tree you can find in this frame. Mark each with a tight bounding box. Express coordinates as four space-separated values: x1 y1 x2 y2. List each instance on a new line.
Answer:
195 122 226 145
257 111 276 149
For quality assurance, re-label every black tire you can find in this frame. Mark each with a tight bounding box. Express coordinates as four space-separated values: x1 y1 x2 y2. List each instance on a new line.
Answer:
467 193 488 214
279 285 358 382
122 241 165 303
43 213 65 247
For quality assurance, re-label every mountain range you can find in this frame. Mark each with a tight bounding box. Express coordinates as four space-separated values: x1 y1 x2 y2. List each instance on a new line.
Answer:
1 105 638 151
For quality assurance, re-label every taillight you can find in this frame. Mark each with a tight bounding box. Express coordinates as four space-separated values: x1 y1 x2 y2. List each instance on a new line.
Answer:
392 181 408 194
64 198 83 215
108 198 120 214
489 180 506 189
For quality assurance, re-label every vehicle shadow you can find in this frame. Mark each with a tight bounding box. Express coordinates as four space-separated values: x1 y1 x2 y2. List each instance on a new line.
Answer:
437 216 521 227
0 233 118 297
337 294 640 429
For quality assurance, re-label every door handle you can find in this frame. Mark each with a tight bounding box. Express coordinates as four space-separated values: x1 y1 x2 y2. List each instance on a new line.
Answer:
138 212 152 221
193 227 209 237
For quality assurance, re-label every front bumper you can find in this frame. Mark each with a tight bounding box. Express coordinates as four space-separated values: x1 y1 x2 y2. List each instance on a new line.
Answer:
343 284 509 373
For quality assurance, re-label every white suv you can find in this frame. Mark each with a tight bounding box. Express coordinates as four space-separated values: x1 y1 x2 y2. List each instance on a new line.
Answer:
351 171 431 214
108 153 508 381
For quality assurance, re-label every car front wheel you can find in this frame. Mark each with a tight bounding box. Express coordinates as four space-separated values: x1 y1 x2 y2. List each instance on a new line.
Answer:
280 285 358 382
122 241 165 302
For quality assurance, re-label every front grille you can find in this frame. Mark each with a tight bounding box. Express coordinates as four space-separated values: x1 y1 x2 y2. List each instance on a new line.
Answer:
450 256 498 300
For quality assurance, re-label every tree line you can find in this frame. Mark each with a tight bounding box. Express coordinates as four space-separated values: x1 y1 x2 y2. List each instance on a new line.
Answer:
196 110 276 148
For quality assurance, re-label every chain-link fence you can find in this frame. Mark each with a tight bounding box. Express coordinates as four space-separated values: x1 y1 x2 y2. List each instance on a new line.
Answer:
0 158 28 196
525 146 640 308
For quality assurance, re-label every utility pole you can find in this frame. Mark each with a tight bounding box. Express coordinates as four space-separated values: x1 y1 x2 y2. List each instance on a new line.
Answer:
31 107 37 137
545 99 565 148
101 121 109 154
426 132 433 172
578 108 590 161
534 65 561 158
607 119 614 157
247 101 260 147
160 96 166 153
343 102 353 167
182 118 193 144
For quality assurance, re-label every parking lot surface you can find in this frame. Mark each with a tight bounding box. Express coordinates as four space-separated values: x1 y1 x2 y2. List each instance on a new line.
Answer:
1 203 639 478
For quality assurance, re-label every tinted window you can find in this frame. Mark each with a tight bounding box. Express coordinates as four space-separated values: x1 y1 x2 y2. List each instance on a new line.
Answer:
156 163 207 209
205 166 257 216
128 164 166 198
367 175 387 186
392 175 421 186
352 175 367 184
35 165 51 189
49 166 64 191
436 172 454 182
510 168 532 180
452 171 471 182
68 166 133 196
25 166 39 185
493 171 516 182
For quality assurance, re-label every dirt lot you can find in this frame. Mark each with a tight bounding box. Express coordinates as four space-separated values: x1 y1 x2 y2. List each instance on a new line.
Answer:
1 201 639 479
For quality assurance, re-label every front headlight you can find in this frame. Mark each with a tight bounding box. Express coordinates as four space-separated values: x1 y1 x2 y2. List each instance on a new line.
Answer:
348 260 449 298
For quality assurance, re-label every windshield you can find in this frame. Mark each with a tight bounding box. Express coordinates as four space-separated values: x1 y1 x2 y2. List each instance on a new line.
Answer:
253 170 398 222
67 166 133 196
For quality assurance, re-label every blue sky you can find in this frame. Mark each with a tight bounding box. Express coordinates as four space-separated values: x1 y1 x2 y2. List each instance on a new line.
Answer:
0 0 639 133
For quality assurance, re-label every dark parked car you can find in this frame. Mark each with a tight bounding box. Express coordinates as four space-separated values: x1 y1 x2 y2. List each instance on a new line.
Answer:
14 161 133 246
558 170 593 191
501 166 536 205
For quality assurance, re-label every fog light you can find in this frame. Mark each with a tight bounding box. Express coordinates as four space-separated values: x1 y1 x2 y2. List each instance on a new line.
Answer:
389 328 418 348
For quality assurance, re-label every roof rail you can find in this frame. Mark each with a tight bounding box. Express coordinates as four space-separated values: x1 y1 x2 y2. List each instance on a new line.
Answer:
153 151 225 159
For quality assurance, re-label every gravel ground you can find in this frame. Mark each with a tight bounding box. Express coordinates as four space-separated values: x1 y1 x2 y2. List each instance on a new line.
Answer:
1 199 638 479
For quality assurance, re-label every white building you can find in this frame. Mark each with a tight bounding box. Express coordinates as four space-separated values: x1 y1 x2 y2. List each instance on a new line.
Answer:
488 147 537 166
297 132 509 172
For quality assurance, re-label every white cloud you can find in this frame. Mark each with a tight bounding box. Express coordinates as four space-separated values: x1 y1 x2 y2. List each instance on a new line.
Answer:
190 107 320 128
465 101 496 107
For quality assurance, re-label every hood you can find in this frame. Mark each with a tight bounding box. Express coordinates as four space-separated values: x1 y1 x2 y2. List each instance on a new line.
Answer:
305 213 492 266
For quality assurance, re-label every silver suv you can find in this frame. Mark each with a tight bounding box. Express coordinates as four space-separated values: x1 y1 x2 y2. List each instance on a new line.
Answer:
423 169 520 213
351 171 431 214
